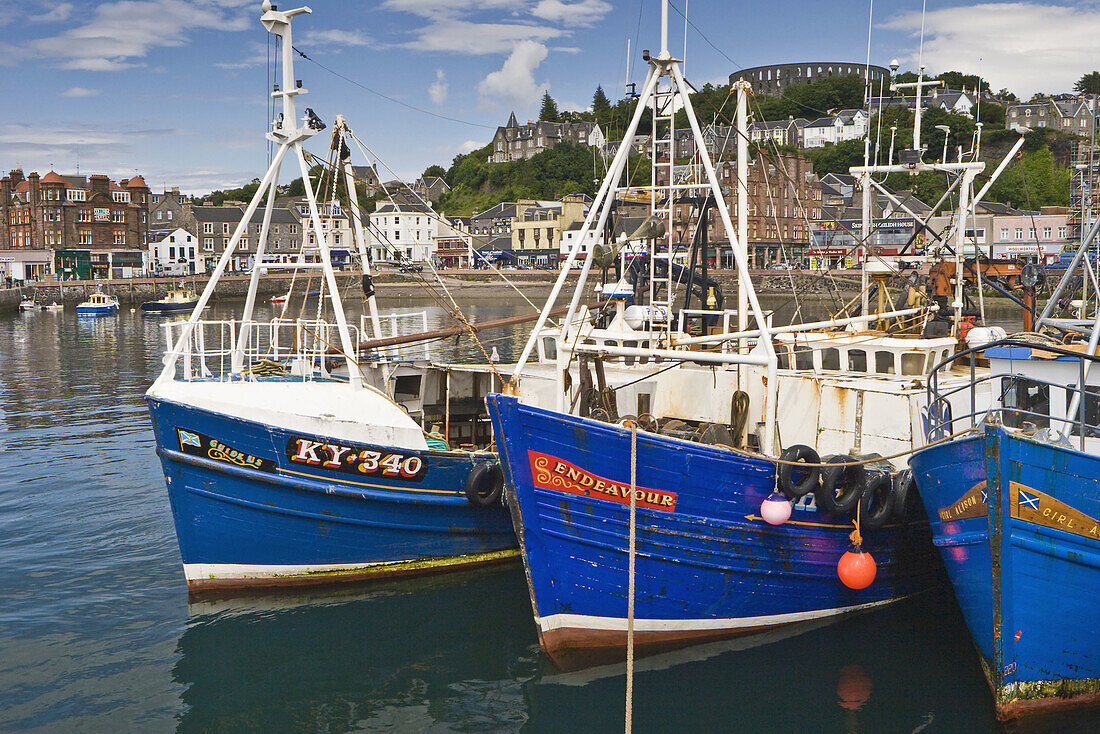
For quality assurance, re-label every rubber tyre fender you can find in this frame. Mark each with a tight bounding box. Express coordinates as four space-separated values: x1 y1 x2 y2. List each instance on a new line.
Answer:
464 462 503 508
859 472 894 531
777 444 821 499
890 469 922 521
816 456 866 515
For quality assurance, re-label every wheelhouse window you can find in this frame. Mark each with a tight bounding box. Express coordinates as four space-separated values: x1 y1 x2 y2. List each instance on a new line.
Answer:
1003 377 1050 430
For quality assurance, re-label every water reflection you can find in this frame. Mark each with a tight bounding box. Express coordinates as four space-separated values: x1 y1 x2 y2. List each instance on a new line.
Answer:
173 568 539 733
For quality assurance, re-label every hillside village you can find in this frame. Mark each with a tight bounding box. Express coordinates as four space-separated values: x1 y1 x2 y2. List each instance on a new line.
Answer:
3 64 1099 280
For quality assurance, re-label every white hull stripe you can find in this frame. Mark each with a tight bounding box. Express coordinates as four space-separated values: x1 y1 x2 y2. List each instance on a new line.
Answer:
538 598 899 634
184 560 403 581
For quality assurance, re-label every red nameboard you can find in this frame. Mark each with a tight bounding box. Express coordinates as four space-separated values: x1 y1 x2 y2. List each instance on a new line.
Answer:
527 450 677 512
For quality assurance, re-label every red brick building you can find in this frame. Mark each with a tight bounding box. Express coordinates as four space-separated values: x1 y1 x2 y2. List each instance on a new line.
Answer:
663 151 821 268
1 167 150 279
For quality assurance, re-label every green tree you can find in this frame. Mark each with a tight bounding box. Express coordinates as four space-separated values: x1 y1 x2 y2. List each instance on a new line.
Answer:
422 164 446 179
1074 71 1100 95
937 70 990 93
592 85 612 127
539 92 561 122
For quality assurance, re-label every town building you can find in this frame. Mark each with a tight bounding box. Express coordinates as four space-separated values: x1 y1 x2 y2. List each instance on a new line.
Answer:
278 197 354 269
731 62 889 97
801 109 869 149
658 151 821 267
0 167 149 280
510 194 590 267
1007 94 1098 133
148 227 201 276
193 205 302 272
810 174 936 268
350 164 380 195
469 202 522 245
489 112 605 163
434 216 472 268
149 187 197 234
413 176 451 203
748 118 807 148
926 204 1070 261
368 201 437 263
867 88 1000 120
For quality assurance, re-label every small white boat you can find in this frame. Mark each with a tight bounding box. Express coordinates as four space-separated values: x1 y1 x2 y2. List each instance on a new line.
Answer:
19 298 35 312
76 292 119 316
40 302 63 311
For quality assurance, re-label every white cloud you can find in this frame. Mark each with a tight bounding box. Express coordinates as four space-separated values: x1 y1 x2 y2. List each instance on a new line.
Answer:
882 3 1100 98
213 42 268 70
382 0 528 19
459 139 483 153
298 29 372 47
405 19 564 54
30 3 73 23
477 40 550 110
428 69 448 105
61 87 100 98
531 0 611 27
23 0 251 71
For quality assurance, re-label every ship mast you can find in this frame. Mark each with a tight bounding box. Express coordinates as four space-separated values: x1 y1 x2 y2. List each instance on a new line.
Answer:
160 2 362 389
510 0 779 453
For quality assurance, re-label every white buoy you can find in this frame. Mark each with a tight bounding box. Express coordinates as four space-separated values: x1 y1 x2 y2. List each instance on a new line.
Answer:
490 346 500 362
760 491 792 525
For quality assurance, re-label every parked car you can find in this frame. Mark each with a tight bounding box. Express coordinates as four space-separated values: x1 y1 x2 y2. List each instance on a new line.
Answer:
399 263 424 273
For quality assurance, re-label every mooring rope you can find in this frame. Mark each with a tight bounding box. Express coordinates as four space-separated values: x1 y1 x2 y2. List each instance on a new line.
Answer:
625 423 638 734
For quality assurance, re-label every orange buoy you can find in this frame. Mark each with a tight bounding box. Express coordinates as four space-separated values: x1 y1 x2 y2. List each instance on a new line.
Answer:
837 549 877 589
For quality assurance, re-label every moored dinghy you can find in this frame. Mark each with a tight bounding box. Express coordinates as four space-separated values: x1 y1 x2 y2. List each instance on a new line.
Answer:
145 1 516 593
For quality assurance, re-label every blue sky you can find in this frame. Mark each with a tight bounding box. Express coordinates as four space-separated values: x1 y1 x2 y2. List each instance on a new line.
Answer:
2 0 1098 194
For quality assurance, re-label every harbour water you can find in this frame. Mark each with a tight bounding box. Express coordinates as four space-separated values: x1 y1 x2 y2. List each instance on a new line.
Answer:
0 297 1092 732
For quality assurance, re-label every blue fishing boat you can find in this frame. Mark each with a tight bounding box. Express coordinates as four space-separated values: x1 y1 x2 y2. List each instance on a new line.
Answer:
480 2 997 669
488 395 940 668
910 233 1100 718
76 292 119 315
146 2 515 592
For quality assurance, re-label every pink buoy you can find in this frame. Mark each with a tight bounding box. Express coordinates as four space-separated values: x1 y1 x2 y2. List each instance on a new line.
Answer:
837 549 877 589
760 491 792 525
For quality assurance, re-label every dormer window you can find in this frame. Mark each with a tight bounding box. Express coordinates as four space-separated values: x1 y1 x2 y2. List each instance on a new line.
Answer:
112 191 130 204
68 189 86 202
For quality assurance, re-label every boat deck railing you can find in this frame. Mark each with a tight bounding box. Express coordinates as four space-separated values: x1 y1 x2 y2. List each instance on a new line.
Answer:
361 311 431 362
926 338 1100 449
163 318 360 382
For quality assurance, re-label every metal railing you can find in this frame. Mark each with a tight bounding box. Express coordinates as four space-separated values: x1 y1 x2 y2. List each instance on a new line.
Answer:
162 318 360 382
926 338 1100 450
360 311 431 362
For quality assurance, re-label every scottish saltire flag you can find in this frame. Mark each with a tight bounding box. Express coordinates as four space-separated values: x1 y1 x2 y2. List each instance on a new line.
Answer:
179 431 201 448
1019 490 1040 510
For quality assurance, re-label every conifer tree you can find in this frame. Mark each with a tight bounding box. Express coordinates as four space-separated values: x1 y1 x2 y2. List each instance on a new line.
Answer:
539 92 561 122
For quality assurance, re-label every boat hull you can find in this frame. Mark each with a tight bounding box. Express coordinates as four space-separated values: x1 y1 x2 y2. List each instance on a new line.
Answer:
910 424 1100 719
76 304 117 315
146 396 517 592
141 300 199 312
486 394 941 670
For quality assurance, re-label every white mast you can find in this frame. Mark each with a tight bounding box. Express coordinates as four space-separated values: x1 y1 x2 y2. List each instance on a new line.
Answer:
163 1 362 389
510 0 779 453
